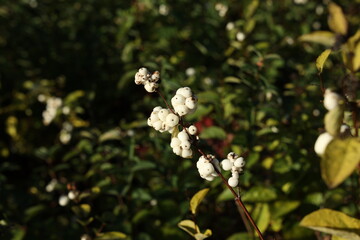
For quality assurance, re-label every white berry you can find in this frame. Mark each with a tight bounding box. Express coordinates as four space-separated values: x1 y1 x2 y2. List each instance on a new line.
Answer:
170 137 181 148
228 177 239 187
165 113 179 127
152 120 162 131
176 87 192 98
314 132 334 155
177 130 189 141
188 125 197 135
158 109 170 121
174 105 189 116
234 157 245 168
181 149 192 158
173 146 182 156
221 159 233 171
185 97 197 109
171 94 186 107
324 89 342 111
180 140 191 150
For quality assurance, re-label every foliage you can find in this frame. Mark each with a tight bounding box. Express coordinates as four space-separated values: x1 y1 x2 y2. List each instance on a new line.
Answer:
0 0 360 240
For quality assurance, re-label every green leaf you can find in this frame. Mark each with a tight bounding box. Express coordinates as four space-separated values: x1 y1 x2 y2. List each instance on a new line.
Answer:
242 186 277 202
178 220 200 237
324 105 344 137
300 209 360 240
316 49 332 73
226 232 254 240
298 31 335 47
270 201 300 219
24 204 46 222
190 188 209 215
200 126 226 140
253 203 270 233
95 231 127 240
328 2 348 35
131 161 156 172
71 204 91 218
216 189 235 202
99 129 122 142
244 0 259 19
321 138 360 188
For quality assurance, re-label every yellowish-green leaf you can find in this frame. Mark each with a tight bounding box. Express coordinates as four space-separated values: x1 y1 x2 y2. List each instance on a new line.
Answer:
178 220 200 237
190 188 210 215
99 128 122 142
95 231 127 240
300 208 360 240
328 2 348 35
353 42 360 71
253 203 270 233
298 31 335 47
244 0 259 19
271 201 300 219
333 236 349 240
324 105 344 137
322 138 360 188
72 204 91 218
316 49 332 73
194 229 212 240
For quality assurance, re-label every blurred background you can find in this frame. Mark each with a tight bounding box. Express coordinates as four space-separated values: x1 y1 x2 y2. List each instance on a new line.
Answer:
0 0 359 239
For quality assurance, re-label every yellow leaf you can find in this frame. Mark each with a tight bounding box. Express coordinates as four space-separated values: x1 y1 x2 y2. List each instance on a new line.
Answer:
300 209 360 240
316 49 332 73
328 2 348 35
178 220 200 237
194 230 212 240
95 231 127 240
190 188 209 215
353 42 360 71
253 203 270 233
324 105 344 137
321 138 360 188
298 31 335 47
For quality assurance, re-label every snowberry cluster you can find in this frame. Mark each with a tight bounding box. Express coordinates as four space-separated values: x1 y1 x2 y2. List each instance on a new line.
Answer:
38 95 62 125
196 154 220 181
170 126 197 158
314 89 344 155
134 67 160 93
147 106 180 133
221 152 245 187
171 87 198 116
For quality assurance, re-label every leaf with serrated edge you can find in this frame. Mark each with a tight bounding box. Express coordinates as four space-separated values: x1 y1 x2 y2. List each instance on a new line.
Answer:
328 2 348 35
190 188 209 215
178 220 200 237
298 31 335 47
321 138 360 188
316 49 332 73
300 209 360 240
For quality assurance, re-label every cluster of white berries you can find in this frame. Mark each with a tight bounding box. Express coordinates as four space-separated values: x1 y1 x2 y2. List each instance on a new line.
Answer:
221 152 245 187
38 95 62 125
134 67 160 93
58 190 79 207
170 126 197 158
147 106 180 133
171 87 198 116
196 154 220 181
314 89 344 156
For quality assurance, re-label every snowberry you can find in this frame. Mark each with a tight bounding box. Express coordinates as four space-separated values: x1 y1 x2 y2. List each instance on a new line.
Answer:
180 140 191 150
173 146 182 155
152 120 162 131
199 162 215 175
221 159 232 171
171 94 186 106
228 177 239 187
324 89 342 111
177 130 189 141
151 71 160 82
234 157 245 168
165 113 179 127
188 125 197 135
174 105 189 116
147 118 153 127
314 132 333 155
205 176 215 181
144 82 158 92
138 67 148 75
170 137 181 148
153 106 162 112
227 152 238 161
185 97 197 109
158 109 170 121
181 149 192 158
176 87 192 98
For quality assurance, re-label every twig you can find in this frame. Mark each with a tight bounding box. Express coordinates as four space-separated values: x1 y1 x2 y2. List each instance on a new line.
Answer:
156 91 265 240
